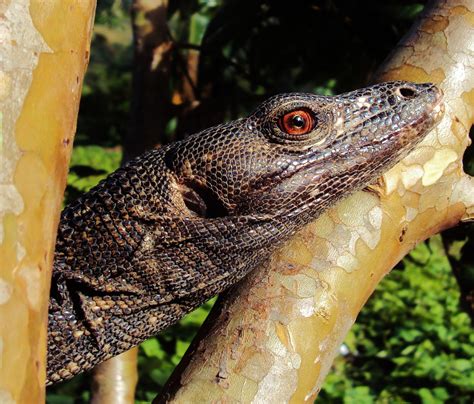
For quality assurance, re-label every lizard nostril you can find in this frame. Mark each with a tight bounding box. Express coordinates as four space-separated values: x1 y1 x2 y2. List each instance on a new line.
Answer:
397 86 417 99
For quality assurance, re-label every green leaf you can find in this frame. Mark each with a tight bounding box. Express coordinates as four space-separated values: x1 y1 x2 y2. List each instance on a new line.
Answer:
451 359 472 372
343 386 374 404
46 395 75 404
399 329 422 342
141 338 165 360
419 386 449 403
189 13 209 45
175 339 190 358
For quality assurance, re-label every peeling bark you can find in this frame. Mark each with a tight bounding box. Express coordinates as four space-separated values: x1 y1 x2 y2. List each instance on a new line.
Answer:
156 0 474 402
0 0 96 402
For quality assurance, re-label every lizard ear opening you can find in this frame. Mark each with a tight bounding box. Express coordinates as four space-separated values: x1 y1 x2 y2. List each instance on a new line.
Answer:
180 179 228 218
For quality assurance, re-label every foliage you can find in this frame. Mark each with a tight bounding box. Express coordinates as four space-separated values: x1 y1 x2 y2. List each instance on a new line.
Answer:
64 145 122 204
47 0 473 402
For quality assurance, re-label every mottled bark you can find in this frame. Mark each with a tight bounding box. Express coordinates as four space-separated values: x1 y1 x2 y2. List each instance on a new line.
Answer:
91 348 139 404
156 0 474 402
0 0 96 402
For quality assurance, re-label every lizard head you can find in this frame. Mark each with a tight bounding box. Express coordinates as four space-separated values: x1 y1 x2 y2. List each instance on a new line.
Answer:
167 81 444 220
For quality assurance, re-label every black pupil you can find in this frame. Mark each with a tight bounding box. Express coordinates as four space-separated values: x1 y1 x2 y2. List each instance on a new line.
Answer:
292 114 305 128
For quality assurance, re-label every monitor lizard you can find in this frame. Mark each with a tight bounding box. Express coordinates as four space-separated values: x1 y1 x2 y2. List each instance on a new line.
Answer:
47 81 444 384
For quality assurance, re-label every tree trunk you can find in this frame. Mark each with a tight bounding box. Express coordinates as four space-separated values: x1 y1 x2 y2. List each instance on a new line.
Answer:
97 1 174 398
0 0 96 402
156 0 474 402
91 348 139 404
123 0 172 163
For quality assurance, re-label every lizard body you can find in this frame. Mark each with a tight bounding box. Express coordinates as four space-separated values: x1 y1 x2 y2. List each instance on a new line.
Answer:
47 81 443 384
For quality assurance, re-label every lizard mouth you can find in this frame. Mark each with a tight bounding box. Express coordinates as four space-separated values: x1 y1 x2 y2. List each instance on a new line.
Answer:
423 87 445 125
350 84 445 150
385 85 444 146
402 84 444 129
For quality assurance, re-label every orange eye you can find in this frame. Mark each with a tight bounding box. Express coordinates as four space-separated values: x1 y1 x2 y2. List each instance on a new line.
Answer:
278 110 315 136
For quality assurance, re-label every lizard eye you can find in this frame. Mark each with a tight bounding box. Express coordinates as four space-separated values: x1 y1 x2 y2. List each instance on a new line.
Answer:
278 109 316 136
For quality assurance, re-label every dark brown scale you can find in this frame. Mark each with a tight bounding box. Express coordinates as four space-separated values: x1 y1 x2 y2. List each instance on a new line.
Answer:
47 81 443 384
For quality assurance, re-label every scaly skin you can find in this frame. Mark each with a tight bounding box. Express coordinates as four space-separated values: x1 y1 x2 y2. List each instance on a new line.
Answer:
47 81 444 384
